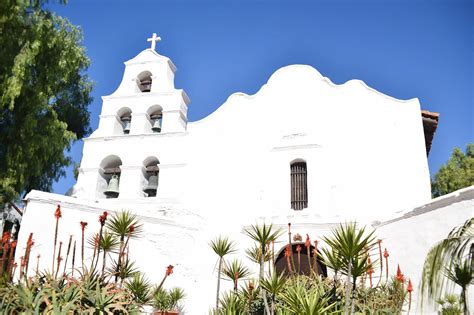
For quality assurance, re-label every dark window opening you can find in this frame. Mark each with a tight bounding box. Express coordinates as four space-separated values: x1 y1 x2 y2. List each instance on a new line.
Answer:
291 161 308 210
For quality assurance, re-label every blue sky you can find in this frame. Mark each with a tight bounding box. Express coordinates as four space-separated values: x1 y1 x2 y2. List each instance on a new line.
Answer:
50 0 473 194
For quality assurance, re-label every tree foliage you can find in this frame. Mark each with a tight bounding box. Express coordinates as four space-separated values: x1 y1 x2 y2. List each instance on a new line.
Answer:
431 144 474 197
0 0 92 204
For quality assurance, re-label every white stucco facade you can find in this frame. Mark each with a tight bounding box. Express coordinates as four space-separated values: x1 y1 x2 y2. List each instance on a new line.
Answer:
16 46 473 314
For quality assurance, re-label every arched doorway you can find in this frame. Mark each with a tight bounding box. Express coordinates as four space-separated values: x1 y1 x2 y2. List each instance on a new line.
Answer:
274 242 327 277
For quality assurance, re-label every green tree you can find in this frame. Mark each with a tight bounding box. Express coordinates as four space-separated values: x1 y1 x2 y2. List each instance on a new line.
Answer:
0 1 93 204
431 144 474 197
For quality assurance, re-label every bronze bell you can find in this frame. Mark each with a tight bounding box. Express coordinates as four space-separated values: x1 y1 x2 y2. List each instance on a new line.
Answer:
121 116 131 134
104 175 120 198
144 174 158 197
151 114 162 133
140 79 152 92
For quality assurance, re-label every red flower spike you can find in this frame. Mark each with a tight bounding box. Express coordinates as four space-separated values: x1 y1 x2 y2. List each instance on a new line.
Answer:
80 221 88 230
11 240 17 248
99 211 108 226
305 234 311 248
2 232 11 243
383 248 389 258
128 224 135 233
166 265 174 276
407 279 413 293
396 264 405 283
296 245 302 252
284 244 291 257
54 205 62 219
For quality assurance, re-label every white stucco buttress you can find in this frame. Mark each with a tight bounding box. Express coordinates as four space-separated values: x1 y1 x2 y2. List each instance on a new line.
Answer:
16 45 473 314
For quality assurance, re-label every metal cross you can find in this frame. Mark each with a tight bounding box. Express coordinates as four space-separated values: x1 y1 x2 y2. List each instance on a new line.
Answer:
147 33 161 51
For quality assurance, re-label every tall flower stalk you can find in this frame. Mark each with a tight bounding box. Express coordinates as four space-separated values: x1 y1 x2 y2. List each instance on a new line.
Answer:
80 221 88 271
383 248 389 282
71 240 76 277
305 234 312 273
52 205 62 272
63 235 73 276
94 211 108 270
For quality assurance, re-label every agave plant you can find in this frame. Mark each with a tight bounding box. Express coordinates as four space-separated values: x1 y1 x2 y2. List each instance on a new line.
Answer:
244 223 283 315
221 259 251 293
210 236 237 311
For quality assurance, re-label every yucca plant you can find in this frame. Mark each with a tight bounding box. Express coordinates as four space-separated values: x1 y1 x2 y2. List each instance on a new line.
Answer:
106 210 143 281
108 258 139 284
260 270 287 315
88 231 119 274
152 287 185 313
210 236 237 311
125 272 152 305
245 243 272 264
323 222 376 315
221 259 251 293
244 223 283 315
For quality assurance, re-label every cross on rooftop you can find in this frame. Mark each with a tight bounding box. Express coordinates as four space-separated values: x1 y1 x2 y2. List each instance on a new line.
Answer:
147 33 161 51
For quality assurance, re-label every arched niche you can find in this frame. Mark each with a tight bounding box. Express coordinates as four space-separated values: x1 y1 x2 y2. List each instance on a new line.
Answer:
141 156 160 197
97 155 122 199
137 71 153 93
274 242 327 277
147 105 163 133
116 107 132 135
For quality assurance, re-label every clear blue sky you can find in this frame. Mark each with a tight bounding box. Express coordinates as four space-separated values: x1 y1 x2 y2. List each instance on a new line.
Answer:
50 0 473 195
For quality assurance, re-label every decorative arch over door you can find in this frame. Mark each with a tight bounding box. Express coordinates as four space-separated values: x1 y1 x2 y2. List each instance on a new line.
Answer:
274 242 327 277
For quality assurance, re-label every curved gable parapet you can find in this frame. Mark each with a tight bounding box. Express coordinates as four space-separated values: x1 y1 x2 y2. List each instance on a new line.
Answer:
189 64 420 130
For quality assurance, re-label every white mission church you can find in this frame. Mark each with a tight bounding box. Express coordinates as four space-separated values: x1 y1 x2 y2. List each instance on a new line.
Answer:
16 35 473 313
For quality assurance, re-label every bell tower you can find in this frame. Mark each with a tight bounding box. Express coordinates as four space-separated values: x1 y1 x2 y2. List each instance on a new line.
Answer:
73 34 190 201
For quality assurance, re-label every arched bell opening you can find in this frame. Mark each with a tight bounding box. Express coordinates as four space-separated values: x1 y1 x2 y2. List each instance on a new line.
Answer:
98 155 122 199
142 157 160 197
147 105 163 134
137 71 152 93
117 107 132 135
274 242 327 277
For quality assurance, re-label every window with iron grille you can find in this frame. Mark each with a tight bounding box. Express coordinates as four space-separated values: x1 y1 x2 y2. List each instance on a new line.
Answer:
291 161 308 210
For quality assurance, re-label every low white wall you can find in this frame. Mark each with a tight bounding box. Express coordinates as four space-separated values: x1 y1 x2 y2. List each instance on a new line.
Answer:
376 186 474 314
